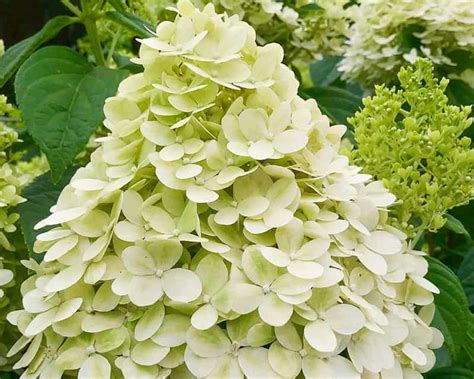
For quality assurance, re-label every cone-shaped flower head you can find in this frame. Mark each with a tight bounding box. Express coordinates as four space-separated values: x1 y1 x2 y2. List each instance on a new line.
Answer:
9 1 442 378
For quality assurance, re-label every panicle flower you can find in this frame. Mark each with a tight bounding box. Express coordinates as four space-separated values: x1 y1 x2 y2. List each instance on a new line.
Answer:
350 58 473 236
340 0 474 86
9 3 442 378
0 42 49 368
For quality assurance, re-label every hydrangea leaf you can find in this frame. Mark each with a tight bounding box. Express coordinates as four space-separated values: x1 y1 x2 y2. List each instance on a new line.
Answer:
426 257 470 361
15 46 128 183
301 86 362 125
0 16 74 88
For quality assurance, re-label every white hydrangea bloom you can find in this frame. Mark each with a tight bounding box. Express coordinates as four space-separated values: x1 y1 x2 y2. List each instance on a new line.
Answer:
340 0 474 86
9 1 442 377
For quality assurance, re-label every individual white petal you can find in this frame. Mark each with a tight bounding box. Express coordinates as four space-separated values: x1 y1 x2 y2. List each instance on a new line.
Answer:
258 292 293 327
214 207 240 225
324 183 357 201
135 302 165 341
263 207 294 228
288 260 324 279
295 239 330 260
275 322 302 351
143 206 175 234
209 354 243 378
237 196 270 217
230 283 264 314
268 342 302 378
186 326 231 358
363 231 402 255
128 275 163 306
24 308 57 337
304 320 337 353
131 340 170 366
162 268 202 303
191 304 219 330
195 254 228 295
402 343 427 366
238 109 268 141
45 264 87 293
238 347 280 379
216 166 245 185
242 246 278 286
152 314 190 347
0 269 14 286
186 185 218 203
184 346 218 377
358 247 388 275
114 220 145 242
54 298 82 323
410 275 439 294
68 210 110 238
140 121 176 146
324 304 365 335
243 219 272 234
35 207 86 229
259 246 290 267
271 273 314 295
78 354 111 379
81 311 125 333
160 143 185 161
273 129 308 154
176 164 203 179
150 239 183 270
248 139 274 160
122 246 156 275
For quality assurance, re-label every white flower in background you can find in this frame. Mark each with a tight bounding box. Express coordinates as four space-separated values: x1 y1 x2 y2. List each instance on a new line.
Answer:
9 1 442 378
340 0 474 86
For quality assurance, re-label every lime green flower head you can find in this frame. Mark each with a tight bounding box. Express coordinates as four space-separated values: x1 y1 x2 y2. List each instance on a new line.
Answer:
10 2 441 378
340 0 474 86
351 58 473 236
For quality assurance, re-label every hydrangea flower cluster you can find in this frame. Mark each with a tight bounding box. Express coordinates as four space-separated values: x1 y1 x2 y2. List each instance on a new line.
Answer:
350 58 473 237
9 2 442 378
339 0 474 86
134 0 351 62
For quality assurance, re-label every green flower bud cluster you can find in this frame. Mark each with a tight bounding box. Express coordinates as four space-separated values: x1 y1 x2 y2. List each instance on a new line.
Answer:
9 3 441 378
0 40 49 370
350 58 473 236
340 0 474 86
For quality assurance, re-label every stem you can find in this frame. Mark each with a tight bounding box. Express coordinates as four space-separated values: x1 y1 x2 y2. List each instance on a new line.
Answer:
0 116 21 123
81 0 106 66
411 224 427 249
93 0 105 12
106 29 121 66
61 0 82 17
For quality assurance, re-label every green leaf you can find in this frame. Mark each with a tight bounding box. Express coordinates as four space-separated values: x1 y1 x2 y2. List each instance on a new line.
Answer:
458 249 474 307
18 167 77 256
425 367 474 379
106 0 127 12
0 16 74 88
15 46 128 183
301 86 362 125
444 214 471 240
426 257 470 361
113 53 143 74
310 56 342 87
297 3 322 15
105 11 154 38
398 24 424 54
446 80 474 108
